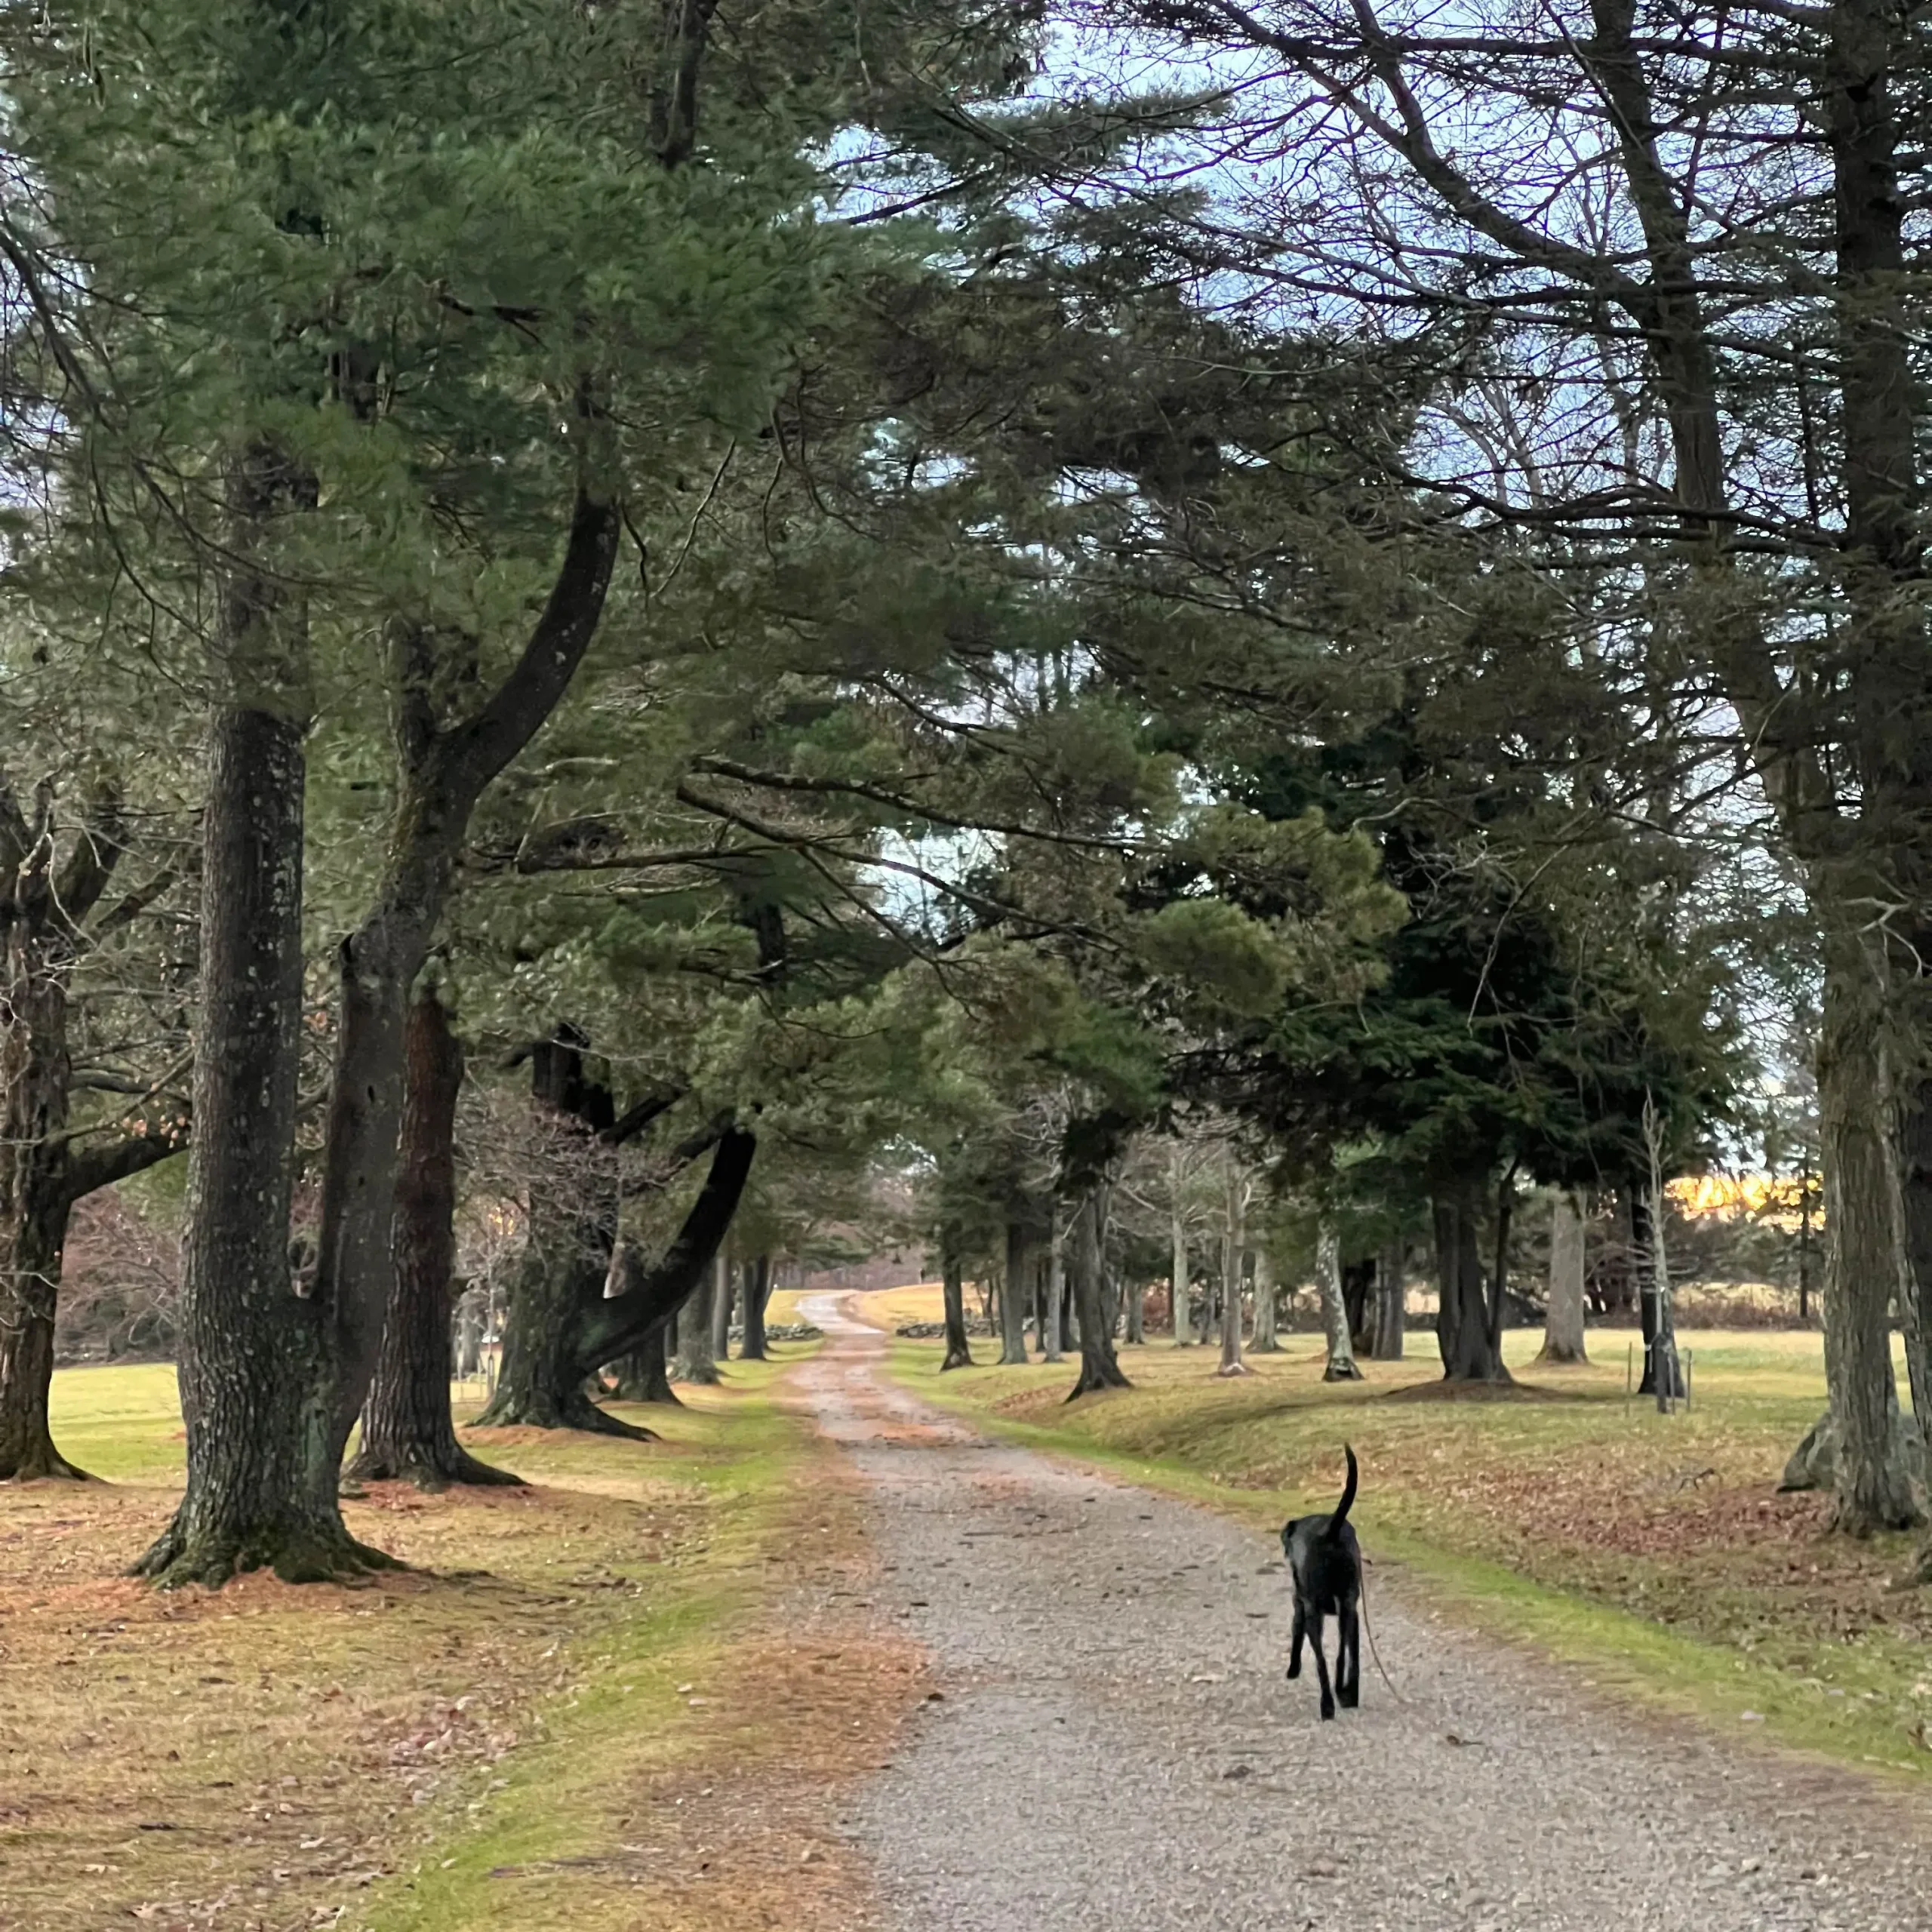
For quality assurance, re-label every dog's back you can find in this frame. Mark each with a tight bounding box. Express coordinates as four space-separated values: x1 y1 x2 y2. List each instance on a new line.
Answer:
1281 1444 1358 1607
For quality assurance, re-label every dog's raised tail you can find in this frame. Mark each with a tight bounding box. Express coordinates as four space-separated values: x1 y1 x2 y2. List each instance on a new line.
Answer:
1327 1444 1358 1537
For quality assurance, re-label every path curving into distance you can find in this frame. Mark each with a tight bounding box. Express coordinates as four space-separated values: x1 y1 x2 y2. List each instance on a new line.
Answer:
792 1292 1932 1932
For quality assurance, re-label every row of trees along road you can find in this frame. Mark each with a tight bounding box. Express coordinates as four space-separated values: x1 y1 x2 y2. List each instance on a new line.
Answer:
0 0 1924 1585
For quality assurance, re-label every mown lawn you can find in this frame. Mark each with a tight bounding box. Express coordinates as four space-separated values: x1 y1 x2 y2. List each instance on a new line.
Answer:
872 1284 1932 1780
2 1337 915 1932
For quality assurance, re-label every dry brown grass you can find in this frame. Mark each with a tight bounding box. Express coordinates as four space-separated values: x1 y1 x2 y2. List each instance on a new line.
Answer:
0 1346 922 1932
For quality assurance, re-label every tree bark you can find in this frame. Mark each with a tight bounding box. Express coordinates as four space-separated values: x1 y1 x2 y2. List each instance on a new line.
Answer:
738 1254 772 1360
1123 1272 1145 1345
312 494 620 1463
606 1319 678 1403
1341 1257 1375 1355
476 1041 751 1428
346 990 519 1488
998 1216 1032 1364
138 449 389 1585
675 1260 722 1385
1250 1244 1280 1352
1217 1171 1249 1377
1434 1181 1508 1383
1042 1214 1066 1362
1065 1189 1130 1398
1318 1220 1362 1382
709 1253 735 1361
1539 1190 1589 1364
1170 1155 1191 1344
1817 932 1923 1531
940 1224 974 1371
0 782 186 1484
1371 1241 1406 1361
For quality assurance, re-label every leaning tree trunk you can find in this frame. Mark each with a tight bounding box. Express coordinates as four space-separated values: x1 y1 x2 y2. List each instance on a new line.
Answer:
1815 929 1922 1531
1540 1189 1589 1364
607 1320 678 1403
709 1254 735 1362
1317 1221 1362 1382
738 1255 772 1361
1371 1241 1406 1361
138 463 389 1586
675 1262 721 1386
346 991 520 1488
998 1217 1032 1365
940 1226 974 1371
1434 1180 1507 1383
310 498 618 1466
1065 1189 1131 1398
1217 1173 1249 1378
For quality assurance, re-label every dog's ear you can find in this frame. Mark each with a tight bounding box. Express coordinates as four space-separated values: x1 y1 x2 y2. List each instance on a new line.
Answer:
1280 1518 1300 1546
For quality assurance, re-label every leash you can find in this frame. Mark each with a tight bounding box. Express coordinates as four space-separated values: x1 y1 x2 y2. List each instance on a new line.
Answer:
1358 1559 1407 1706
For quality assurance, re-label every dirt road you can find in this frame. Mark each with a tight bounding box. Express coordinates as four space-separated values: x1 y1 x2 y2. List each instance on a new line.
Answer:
794 1294 1932 1932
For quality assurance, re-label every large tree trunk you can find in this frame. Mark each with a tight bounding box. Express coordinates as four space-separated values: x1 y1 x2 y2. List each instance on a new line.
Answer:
1065 1189 1130 1398
738 1255 772 1361
998 1217 1032 1364
311 499 618 1463
1217 1171 1249 1377
138 466 389 1586
1540 1190 1589 1364
1817 932 1923 1531
675 1261 721 1385
0 910 79 1481
1341 1257 1375 1355
1434 1180 1508 1383
1318 1221 1362 1382
1371 1241 1406 1361
1041 1215 1066 1362
607 1320 678 1403
472 1043 749 1429
1251 1244 1280 1352
346 991 519 1488
940 1225 974 1371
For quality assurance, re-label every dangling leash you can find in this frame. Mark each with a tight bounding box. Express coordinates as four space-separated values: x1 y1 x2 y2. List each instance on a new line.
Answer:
1359 1558 1407 1706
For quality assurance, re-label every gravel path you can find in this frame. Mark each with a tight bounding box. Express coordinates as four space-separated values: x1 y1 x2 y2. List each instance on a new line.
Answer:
793 1294 1932 1932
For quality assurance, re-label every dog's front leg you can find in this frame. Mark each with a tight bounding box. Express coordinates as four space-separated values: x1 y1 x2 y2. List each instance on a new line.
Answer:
1286 1599 1306 1680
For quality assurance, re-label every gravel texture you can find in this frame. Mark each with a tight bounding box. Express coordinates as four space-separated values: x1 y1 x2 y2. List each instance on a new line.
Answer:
793 1294 1932 1932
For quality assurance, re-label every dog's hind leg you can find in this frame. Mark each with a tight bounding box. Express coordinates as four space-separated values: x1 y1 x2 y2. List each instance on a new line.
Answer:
1286 1599 1306 1680
1338 1598 1360 1708
1309 1611 1334 1720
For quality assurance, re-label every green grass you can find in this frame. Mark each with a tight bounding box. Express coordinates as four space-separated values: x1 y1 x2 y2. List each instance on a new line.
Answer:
885 1322 1932 1781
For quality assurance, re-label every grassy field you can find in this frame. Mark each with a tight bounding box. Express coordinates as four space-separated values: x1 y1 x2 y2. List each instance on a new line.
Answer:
1 1332 918 1932
869 1284 1932 1780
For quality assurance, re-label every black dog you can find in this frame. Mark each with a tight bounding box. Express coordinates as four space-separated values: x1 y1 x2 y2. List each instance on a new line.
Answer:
1281 1444 1361 1720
